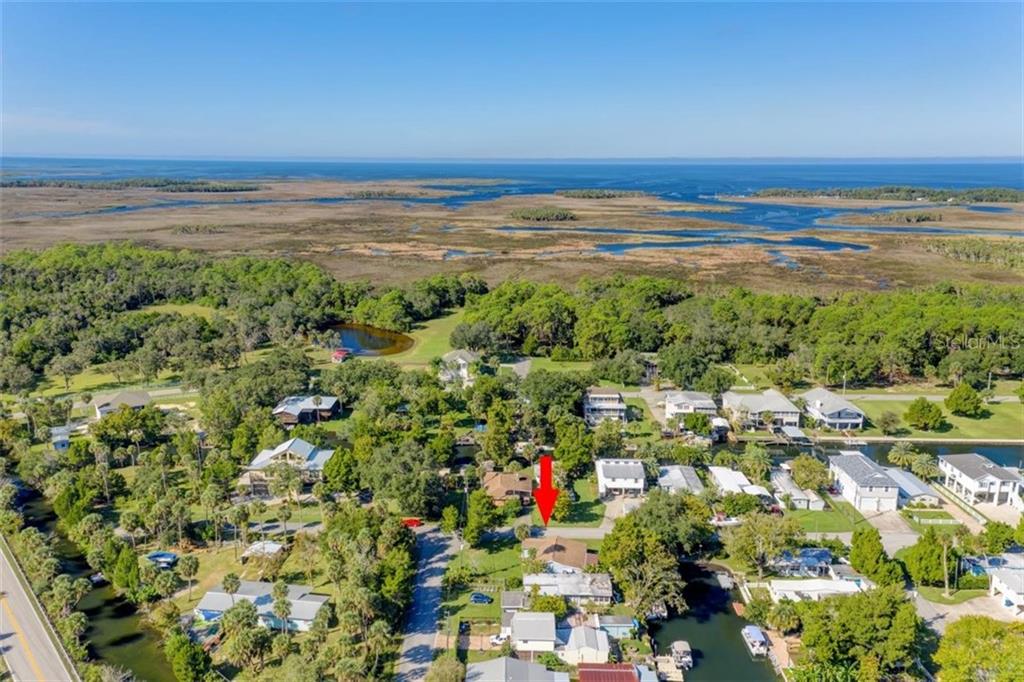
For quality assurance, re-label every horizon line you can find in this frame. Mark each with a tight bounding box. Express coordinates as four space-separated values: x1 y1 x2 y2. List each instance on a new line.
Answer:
2 153 1021 165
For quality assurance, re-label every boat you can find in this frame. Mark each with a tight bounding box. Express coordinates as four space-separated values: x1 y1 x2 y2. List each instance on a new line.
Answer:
88 572 106 585
741 625 769 657
714 571 735 590
646 601 669 620
670 640 694 670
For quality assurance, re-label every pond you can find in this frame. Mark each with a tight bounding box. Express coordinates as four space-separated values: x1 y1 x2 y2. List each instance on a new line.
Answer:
19 492 175 681
651 563 776 681
328 322 414 356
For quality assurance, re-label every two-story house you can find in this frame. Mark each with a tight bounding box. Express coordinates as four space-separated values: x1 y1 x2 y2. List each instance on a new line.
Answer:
595 459 646 497
583 388 628 427
800 388 865 430
939 453 1022 507
721 390 800 429
828 450 899 512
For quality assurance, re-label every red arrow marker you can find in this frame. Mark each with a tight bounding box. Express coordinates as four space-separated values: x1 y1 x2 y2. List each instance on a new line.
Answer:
533 454 560 526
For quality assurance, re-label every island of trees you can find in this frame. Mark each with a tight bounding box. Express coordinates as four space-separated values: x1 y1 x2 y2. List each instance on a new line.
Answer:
755 185 1024 203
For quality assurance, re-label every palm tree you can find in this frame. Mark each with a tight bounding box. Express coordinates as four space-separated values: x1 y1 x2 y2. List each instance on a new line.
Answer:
312 395 323 424
887 442 918 468
223 572 241 606
272 580 291 634
910 452 940 480
365 620 392 674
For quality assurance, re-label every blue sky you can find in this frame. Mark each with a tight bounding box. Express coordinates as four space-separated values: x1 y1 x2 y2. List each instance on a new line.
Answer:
2 2 1020 159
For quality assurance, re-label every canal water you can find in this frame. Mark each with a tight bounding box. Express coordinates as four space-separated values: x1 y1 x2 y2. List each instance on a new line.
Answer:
329 322 414 355
19 493 174 681
651 563 776 681
722 442 1024 469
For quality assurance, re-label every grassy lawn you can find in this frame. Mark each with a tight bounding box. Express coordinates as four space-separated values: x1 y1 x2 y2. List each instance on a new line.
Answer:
728 363 770 390
383 309 465 367
900 509 961 535
789 496 868 533
624 398 659 442
139 302 221 320
917 586 988 605
531 478 606 528
528 357 594 374
855 399 1024 440
443 535 522 627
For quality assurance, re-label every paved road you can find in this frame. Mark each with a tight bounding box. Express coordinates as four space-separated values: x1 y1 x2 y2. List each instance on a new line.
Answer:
395 527 457 682
0 544 76 681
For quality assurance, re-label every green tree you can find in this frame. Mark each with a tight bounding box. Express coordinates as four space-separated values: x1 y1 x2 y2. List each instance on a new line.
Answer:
722 511 803 578
876 411 901 435
981 521 1015 554
789 454 829 490
177 554 199 600
738 442 772 483
904 397 945 431
945 383 983 417
768 599 801 634
934 616 1024 682
682 412 711 436
425 653 466 682
885 442 918 469
849 526 903 586
553 417 592 479
440 505 460 535
904 527 950 587
164 630 212 682
463 489 497 547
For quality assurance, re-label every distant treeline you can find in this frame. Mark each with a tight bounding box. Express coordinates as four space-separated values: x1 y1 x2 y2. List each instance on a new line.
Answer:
555 189 647 199
351 189 405 198
0 178 261 192
509 206 577 221
170 224 224 235
756 186 1024 203
923 238 1024 271
867 212 943 224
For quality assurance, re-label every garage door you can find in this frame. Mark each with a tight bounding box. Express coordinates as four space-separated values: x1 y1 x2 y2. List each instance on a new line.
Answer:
860 496 878 512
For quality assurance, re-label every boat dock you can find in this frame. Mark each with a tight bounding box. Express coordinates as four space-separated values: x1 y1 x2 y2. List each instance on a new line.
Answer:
654 656 685 681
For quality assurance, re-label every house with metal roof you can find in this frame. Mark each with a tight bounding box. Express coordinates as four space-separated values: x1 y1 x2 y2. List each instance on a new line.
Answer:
271 395 341 426
596 459 646 497
768 578 863 602
722 389 800 428
577 663 659 682
657 465 705 495
800 387 865 430
664 391 718 420
242 437 334 488
939 453 1022 507
828 451 899 512
771 548 832 577
588 614 638 640
194 580 328 632
771 469 825 510
523 572 614 606
90 390 152 420
501 611 557 652
558 625 610 665
884 467 940 507
467 657 569 682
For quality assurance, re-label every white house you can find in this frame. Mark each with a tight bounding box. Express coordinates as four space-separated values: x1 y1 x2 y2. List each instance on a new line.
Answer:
523 573 614 606
708 466 771 499
502 611 558 653
965 553 1024 617
770 469 825 510
90 390 151 420
596 459 646 497
721 390 800 428
657 465 705 495
884 467 940 507
194 580 328 632
664 391 718 421
939 453 1022 507
467 657 569 682
800 387 865 430
828 451 899 512
583 388 628 427
440 349 481 386
243 437 334 488
558 625 610 665
768 578 863 603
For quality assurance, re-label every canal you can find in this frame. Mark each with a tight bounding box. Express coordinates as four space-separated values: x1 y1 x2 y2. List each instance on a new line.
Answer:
20 493 174 681
651 563 776 681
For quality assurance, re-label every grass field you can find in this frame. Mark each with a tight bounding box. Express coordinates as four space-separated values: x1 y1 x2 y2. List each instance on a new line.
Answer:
917 586 988 605
139 302 221 320
900 509 961 535
442 535 522 627
624 398 660 442
383 309 465 367
787 496 867 533
531 478 605 527
854 399 1024 440
528 357 594 374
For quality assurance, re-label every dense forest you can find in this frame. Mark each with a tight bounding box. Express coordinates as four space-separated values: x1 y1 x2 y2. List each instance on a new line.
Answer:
452 278 1024 388
755 185 1024 202
922 238 1024 271
507 207 578 221
0 178 261 192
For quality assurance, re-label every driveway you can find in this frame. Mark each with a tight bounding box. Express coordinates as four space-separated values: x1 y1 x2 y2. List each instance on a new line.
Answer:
862 511 920 555
912 591 1018 634
395 527 457 682
622 387 668 426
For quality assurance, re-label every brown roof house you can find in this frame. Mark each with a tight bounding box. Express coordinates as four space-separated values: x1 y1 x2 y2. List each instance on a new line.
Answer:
522 536 598 573
482 470 533 506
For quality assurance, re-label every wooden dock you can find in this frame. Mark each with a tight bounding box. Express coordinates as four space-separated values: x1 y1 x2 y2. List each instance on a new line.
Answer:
654 656 684 681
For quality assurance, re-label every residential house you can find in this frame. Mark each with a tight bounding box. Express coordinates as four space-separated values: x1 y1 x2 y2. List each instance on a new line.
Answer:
828 451 899 512
588 614 637 640
800 387 865 430
768 578 863 603
771 469 825 510
466 657 569 682
664 391 718 421
482 470 533 506
771 548 832 577
721 390 800 429
523 536 598 573
194 580 328 632
584 388 628 427
963 553 1024 616
657 465 705 495
829 563 874 589
439 349 481 386
884 467 940 507
939 453 1022 507
522 572 614 606
577 663 659 682
500 590 527 612
501 611 557 653
242 438 334 490
90 390 151 420
558 625 610 665
596 459 646 497
271 395 341 427
708 466 772 499
50 425 72 452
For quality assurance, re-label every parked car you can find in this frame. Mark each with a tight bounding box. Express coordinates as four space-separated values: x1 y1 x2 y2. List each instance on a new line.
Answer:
489 634 507 646
469 592 493 604
401 517 423 528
